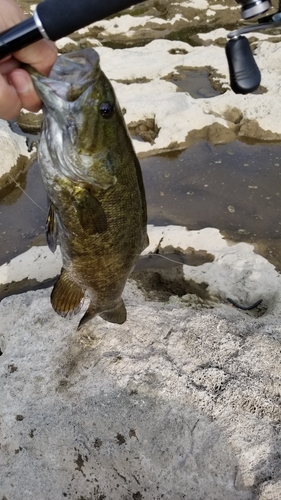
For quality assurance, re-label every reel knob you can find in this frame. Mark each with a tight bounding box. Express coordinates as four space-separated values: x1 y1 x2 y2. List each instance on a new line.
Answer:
225 35 261 94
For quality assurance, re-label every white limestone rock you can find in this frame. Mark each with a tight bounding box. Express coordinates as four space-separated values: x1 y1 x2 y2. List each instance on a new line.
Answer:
85 38 281 155
0 246 62 299
0 225 277 312
0 226 280 499
52 27 281 157
0 276 280 499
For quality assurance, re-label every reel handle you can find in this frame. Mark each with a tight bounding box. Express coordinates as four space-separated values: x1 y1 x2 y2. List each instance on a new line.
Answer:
225 36 261 94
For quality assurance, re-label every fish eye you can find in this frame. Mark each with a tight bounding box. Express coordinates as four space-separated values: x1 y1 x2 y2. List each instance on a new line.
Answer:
99 101 114 119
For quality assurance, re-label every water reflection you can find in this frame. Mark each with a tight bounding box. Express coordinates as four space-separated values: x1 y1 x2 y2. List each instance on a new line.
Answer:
163 68 220 98
141 140 281 269
0 161 47 266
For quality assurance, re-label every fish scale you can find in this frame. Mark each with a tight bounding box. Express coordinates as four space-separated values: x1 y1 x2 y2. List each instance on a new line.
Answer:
28 48 148 330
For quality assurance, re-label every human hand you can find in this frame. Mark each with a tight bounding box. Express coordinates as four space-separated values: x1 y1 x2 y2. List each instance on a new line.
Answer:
0 0 57 120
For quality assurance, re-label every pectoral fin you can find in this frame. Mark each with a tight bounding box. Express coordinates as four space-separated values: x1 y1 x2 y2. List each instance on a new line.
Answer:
46 202 58 253
51 268 84 318
73 189 108 234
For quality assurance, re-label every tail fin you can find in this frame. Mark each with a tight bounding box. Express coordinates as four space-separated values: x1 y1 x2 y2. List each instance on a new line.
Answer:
77 299 127 330
100 299 127 325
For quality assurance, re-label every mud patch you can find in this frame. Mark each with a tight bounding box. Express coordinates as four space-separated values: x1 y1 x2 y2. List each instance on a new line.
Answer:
135 245 214 271
238 119 281 142
168 47 188 55
134 246 214 306
116 77 152 84
129 118 160 144
131 264 210 302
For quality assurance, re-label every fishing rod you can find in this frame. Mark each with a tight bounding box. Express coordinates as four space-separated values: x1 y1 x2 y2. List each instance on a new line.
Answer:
0 0 278 94
0 0 145 58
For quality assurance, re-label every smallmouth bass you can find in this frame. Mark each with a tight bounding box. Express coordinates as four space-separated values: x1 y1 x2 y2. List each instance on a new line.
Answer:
29 48 148 329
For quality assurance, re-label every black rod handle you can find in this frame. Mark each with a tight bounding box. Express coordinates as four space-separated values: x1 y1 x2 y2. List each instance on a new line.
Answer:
37 0 145 41
0 0 146 60
0 18 41 59
225 36 261 94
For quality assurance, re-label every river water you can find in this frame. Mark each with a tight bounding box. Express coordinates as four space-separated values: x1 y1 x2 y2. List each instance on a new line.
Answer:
1 136 281 270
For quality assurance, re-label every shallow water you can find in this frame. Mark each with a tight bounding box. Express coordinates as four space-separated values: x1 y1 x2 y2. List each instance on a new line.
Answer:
1 139 281 270
0 161 47 266
143 140 281 232
142 140 281 270
164 68 220 98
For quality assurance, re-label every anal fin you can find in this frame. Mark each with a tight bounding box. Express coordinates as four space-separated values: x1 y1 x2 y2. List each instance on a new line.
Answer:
51 268 84 318
77 303 97 330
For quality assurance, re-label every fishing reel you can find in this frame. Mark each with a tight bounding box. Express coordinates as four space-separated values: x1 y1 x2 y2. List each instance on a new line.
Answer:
226 0 281 93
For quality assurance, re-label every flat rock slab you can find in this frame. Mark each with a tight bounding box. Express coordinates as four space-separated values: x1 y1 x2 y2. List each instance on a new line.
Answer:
0 226 277 309
0 282 280 499
0 246 62 300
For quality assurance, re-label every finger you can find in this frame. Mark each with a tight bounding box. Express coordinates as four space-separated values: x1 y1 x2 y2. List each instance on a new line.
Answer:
8 68 42 113
0 57 20 75
0 0 25 31
0 40 57 116
15 39 58 76
0 73 22 120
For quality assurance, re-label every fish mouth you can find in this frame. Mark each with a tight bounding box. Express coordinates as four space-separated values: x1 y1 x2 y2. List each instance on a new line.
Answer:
31 49 118 189
30 48 100 103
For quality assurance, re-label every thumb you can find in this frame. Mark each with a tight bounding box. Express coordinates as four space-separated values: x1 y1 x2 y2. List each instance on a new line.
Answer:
9 68 42 112
15 39 57 76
